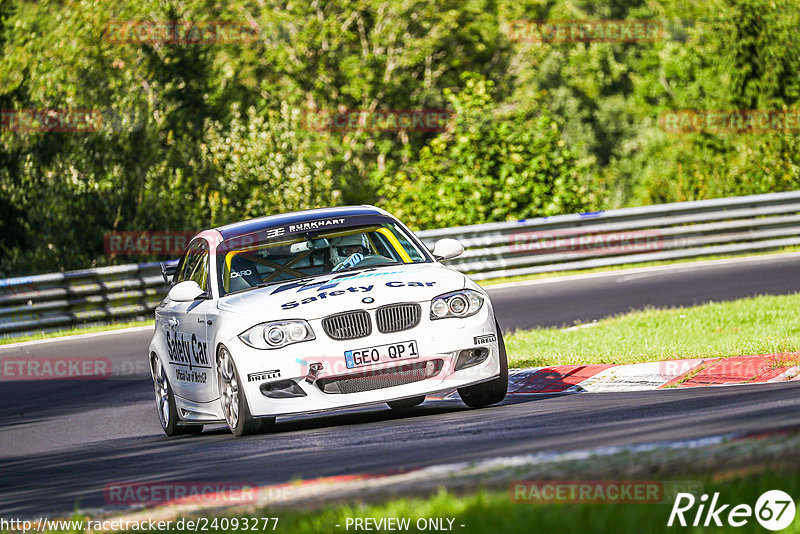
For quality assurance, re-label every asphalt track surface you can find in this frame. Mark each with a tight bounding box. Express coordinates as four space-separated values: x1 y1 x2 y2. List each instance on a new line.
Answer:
2 254 800 517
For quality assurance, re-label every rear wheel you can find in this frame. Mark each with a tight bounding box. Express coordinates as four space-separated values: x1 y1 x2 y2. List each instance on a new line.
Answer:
387 395 426 410
151 355 203 436
458 319 508 408
217 346 274 437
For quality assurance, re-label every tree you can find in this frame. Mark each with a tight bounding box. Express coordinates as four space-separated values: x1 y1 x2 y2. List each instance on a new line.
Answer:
378 73 592 228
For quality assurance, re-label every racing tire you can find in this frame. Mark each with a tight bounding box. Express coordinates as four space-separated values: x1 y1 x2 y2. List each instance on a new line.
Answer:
151 355 204 437
217 346 275 437
387 395 426 410
457 319 508 408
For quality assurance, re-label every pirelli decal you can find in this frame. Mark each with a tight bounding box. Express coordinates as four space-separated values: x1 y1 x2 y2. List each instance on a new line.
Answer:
474 334 497 345
247 369 281 382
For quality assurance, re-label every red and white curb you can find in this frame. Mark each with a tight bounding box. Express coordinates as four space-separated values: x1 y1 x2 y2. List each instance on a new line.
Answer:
432 353 800 399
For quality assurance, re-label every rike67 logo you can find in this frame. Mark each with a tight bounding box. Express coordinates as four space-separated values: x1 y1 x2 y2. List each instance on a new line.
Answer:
668 490 796 531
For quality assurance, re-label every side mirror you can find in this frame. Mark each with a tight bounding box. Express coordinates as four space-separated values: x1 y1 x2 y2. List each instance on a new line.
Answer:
431 238 464 261
168 281 207 302
160 259 179 284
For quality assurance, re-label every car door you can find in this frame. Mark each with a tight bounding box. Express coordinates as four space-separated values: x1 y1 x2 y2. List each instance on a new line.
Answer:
160 239 215 403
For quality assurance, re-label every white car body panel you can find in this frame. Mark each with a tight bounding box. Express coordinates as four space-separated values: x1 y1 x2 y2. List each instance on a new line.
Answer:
148 207 503 425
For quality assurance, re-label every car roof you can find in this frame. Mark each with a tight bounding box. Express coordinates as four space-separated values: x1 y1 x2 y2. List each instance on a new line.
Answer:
215 206 389 240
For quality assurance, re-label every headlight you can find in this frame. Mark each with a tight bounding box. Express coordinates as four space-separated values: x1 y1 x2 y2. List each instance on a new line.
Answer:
430 290 484 320
239 320 315 350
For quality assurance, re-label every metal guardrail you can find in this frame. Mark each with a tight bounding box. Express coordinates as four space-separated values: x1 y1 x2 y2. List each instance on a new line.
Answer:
2 191 800 336
0 263 166 336
416 190 800 280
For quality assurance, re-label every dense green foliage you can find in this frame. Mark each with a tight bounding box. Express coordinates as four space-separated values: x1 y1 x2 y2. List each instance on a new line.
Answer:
379 74 589 227
1 0 799 275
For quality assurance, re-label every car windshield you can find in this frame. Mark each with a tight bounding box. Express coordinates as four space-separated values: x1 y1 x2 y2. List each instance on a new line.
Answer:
216 217 430 296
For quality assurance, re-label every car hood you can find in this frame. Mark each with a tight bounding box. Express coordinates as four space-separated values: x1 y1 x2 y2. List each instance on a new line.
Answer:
217 263 469 320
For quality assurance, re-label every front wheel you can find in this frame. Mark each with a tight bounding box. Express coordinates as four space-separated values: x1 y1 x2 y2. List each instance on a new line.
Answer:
217 346 274 437
458 319 508 408
151 355 203 436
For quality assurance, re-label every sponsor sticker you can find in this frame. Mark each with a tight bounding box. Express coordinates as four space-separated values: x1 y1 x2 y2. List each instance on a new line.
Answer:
287 218 346 232
248 369 281 382
474 334 497 345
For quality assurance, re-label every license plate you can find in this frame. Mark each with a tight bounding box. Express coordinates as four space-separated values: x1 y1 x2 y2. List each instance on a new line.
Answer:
344 340 419 369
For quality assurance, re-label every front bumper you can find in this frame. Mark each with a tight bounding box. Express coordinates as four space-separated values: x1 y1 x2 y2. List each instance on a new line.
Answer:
227 304 500 418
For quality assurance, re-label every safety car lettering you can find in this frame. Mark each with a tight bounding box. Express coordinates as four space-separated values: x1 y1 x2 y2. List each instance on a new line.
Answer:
165 331 210 369
282 286 374 309
280 281 437 309
272 270 403 295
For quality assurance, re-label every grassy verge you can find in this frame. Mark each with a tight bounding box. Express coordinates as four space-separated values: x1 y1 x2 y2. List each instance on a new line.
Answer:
29 468 800 534
505 292 800 368
182 470 800 534
0 319 152 346
20 427 800 533
478 246 800 286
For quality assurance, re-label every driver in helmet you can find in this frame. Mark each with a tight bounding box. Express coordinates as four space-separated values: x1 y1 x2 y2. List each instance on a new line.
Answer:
331 233 370 272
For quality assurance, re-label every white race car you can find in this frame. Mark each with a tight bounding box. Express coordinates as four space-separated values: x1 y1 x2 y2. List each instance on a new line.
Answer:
149 206 507 436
